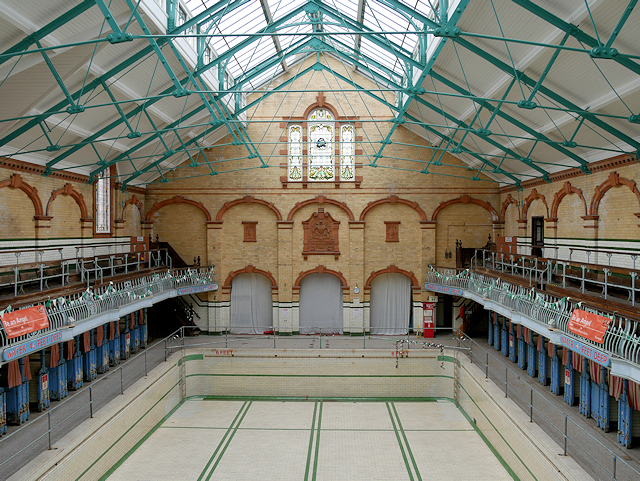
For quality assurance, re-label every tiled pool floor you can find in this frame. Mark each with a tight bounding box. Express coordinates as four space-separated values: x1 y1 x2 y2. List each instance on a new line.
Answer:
106 399 513 480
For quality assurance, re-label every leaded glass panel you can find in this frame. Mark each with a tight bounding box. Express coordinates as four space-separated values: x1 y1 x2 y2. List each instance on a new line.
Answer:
308 110 334 181
340 124 355 181
288 124 303 181
95 170 110 233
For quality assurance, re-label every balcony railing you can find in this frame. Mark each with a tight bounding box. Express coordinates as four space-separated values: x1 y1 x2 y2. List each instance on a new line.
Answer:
426 266 640 369
0 267 215 349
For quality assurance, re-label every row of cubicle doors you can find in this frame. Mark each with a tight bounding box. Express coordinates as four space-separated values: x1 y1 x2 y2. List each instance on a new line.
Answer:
229 272 413 335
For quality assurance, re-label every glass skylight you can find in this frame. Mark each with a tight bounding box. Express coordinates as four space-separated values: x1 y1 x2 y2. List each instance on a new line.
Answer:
182 0 439 90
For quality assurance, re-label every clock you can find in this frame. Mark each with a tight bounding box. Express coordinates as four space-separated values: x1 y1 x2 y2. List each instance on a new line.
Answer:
354 286 360 294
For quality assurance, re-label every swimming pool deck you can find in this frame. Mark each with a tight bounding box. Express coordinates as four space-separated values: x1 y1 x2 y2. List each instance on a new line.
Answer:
105 399 513 481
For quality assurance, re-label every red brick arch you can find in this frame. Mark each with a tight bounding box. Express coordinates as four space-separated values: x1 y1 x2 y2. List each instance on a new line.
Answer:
365 265 420 289
287 195 354 221
500 193 519 222
121 194 144 220
521 189 548 219
145 195 211 223
431 195 499 222
224 265 277 288
293 265 348 290
302 92 340 121
589 171 640 216
216 195 282 221
359 195 427 221
46 183 89 218
0 173 43 217
550 181 587 218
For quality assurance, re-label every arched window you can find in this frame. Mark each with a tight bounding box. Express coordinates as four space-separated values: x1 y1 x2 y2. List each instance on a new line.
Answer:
287 108 356 182
288 124 302 181
308 108 335 181
340 124 355 181
95 169 110 234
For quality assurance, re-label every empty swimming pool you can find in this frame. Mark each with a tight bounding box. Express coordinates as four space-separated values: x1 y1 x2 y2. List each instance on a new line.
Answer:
105 399 513 480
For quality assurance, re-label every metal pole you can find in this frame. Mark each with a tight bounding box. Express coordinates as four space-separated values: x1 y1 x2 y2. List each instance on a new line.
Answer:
273 330 276 349
226 330 228 348
48 412 52 450
613 455 617 480
164 338 167 361
485 353 489 379
505 368 508 398
120 367 124 395
144 351 147 377
363 328 366 349
319 328 322 349
530 389 533 422
563 416 568 456
90 387 93 418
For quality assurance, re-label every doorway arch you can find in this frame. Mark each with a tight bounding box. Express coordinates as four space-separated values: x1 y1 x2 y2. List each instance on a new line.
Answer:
370 273 412 335
299 273 343 334
230 273 273 334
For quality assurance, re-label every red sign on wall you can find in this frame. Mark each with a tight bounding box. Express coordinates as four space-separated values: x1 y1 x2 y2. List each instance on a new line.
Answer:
568 309 611 344
1 306 50 339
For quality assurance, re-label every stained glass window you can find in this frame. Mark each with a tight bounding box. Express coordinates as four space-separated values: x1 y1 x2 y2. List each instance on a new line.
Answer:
340 124 355 181
288 124 302 181
308 109 334 182
95 170 110 233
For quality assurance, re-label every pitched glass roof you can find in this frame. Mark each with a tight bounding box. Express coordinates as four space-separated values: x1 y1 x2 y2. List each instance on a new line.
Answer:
183 0 439 89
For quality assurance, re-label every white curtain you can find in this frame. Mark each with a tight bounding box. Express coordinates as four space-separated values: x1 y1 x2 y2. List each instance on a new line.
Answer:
370 273 411 335
299 273 343 334
230 273 273 334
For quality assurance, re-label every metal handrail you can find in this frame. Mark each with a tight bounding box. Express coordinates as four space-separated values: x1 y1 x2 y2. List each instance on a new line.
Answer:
478 249 639 307
0 267 216 349
426 266 640 369
458 331 640 481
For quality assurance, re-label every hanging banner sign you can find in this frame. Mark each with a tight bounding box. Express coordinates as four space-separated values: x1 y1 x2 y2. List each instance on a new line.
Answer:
1 305 50 339
177 283 218 295
425 284 462 296
560 335 609 367
568 309 611 344
3 331 63 361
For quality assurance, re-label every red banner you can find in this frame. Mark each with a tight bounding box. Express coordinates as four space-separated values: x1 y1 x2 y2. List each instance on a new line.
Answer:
568 309 611 344
0 306 50 339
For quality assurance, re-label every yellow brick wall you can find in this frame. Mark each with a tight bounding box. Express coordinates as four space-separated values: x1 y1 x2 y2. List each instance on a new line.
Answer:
48 195 83 239
219 203 279 280
363 203 422 279
502 162 640 244
435 203 494 268
151 203 207 265
122 204 143 237
0 187 35 239
143 57 506 302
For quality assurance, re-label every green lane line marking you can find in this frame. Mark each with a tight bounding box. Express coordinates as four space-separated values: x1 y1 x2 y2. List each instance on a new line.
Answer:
184 354 204 361
197 401 248 481
99 398 184 481
387 402 414 481
199 396 453 402
438 355 459 365
77 378 181 481
304 401 318 481
187 373 454 379
311 402 323 481
391 403 422 481
205 401 252 480
456 383 523 481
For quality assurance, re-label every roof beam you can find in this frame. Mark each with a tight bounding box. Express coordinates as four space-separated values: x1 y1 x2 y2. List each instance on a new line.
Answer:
354 0 366 52
429 70 590 173
258 0 288 72
512 0 640 76
372 0 470 165
453 36 640 152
